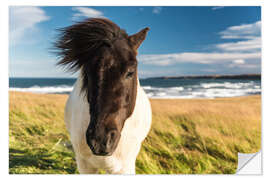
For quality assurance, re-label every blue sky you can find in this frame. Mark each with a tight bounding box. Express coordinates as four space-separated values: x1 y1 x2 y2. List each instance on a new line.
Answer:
9 6 261 78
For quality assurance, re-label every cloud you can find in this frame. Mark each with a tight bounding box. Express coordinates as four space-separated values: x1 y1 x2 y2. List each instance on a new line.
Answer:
212 6 225 10
139 20 261 75
216 21 261 53
219 21 261 39
216 37 261 52
138 69 177 77
227 59 260 69
9 6 50 46
72 7 104 20
233 59 245 65
9 58 78 78
139 52 260 66
152 7 162 14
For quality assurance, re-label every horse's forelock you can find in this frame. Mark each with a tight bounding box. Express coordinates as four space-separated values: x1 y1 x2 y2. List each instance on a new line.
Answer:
54 18 128 72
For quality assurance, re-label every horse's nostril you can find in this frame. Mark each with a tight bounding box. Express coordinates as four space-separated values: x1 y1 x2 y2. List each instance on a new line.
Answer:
91 139 96 148
109 131 116 139
106 130 118 149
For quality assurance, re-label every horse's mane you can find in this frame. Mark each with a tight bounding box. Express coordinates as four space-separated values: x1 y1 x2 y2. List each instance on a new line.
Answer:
54 18 128 72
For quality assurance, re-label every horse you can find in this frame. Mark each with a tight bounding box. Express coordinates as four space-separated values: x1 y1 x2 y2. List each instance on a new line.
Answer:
55 18 152 174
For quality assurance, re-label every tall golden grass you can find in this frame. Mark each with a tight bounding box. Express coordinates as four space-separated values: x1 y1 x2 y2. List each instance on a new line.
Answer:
9 91 261 174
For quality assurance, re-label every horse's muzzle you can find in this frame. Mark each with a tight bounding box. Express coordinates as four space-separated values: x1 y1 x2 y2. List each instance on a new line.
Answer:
86 129 120 156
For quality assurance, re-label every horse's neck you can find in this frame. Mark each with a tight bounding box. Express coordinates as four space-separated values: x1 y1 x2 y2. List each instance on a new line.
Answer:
73 72 87 98
136 76 141 88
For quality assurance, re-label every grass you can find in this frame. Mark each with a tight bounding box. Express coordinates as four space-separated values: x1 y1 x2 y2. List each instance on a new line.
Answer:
9 91 261 174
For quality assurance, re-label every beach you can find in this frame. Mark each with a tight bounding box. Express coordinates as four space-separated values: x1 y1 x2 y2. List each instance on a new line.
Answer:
9 91 261 174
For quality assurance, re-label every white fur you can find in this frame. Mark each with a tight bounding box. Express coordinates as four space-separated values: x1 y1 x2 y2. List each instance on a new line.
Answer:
64 72 152 174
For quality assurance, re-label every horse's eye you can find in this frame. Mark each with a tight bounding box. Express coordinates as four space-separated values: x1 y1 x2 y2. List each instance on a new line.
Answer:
126 71 134 78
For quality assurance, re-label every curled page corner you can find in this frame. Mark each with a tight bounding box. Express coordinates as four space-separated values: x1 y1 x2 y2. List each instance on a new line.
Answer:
236 150 262 175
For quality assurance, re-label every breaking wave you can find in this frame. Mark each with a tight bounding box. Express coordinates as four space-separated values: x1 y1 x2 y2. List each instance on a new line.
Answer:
142 81 261 99
9 85 73 94
10 81 261 99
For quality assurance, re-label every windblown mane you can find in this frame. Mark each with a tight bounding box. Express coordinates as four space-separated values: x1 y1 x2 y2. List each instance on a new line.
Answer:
54 18 129 72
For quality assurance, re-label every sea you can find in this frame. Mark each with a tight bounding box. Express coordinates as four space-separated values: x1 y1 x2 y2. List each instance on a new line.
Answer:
9 77 261 99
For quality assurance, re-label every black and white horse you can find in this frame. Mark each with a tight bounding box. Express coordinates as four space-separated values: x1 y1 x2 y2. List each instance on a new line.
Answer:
55 18 152 174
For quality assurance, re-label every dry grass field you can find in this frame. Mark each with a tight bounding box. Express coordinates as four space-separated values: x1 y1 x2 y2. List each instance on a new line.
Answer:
9 91 261 174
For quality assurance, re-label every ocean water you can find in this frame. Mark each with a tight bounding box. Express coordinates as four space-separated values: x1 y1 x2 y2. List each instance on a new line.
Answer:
9 77 261 99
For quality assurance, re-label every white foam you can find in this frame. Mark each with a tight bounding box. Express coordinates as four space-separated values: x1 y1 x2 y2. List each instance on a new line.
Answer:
168 87 184 91
200 82 254 89
155 92 167 97
9 85 73 94
10 82 261 99
143 82 261 99
142 86 152 90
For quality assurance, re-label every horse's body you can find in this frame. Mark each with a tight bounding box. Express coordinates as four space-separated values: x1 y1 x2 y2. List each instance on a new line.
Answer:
56 18 152 174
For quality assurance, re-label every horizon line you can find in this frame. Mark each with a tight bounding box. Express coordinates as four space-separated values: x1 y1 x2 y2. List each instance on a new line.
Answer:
9 73 261 79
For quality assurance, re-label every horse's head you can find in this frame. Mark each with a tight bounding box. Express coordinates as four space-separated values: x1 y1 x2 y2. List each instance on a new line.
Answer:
55 18 149 156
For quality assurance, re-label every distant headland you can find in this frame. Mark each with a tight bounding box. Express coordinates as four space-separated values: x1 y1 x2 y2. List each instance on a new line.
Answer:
146 74 261 80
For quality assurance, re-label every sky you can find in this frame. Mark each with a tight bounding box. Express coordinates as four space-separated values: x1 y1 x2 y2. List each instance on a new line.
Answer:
9 6 261 78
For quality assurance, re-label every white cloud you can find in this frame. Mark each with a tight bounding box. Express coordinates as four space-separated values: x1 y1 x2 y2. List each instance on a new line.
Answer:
9 58 78 78
139 52 260 66
227 59 258 69
216 21 261 54
9 6 50 46
216 37 261 52
139 20 261 74
138 69 177 77
228 62 258 69
152 7 162 14
233 59 245 64
212 6 225 10
72 7 104 20
219 21 261 39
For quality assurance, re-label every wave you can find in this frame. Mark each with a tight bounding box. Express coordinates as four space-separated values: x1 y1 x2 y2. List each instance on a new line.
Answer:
144 88 261 99
9 85 73 94
9 81 261 99
200 82 255 89
141 81 261 99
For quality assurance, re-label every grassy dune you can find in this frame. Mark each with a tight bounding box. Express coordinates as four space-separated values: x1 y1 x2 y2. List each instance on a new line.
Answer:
9 91 261 174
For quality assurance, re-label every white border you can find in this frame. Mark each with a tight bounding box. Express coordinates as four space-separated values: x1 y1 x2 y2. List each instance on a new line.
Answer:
1 0 269 180
0 2 9 176
6 0 264 6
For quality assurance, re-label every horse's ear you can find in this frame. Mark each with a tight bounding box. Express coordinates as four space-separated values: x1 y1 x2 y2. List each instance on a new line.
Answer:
128 27 150 50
